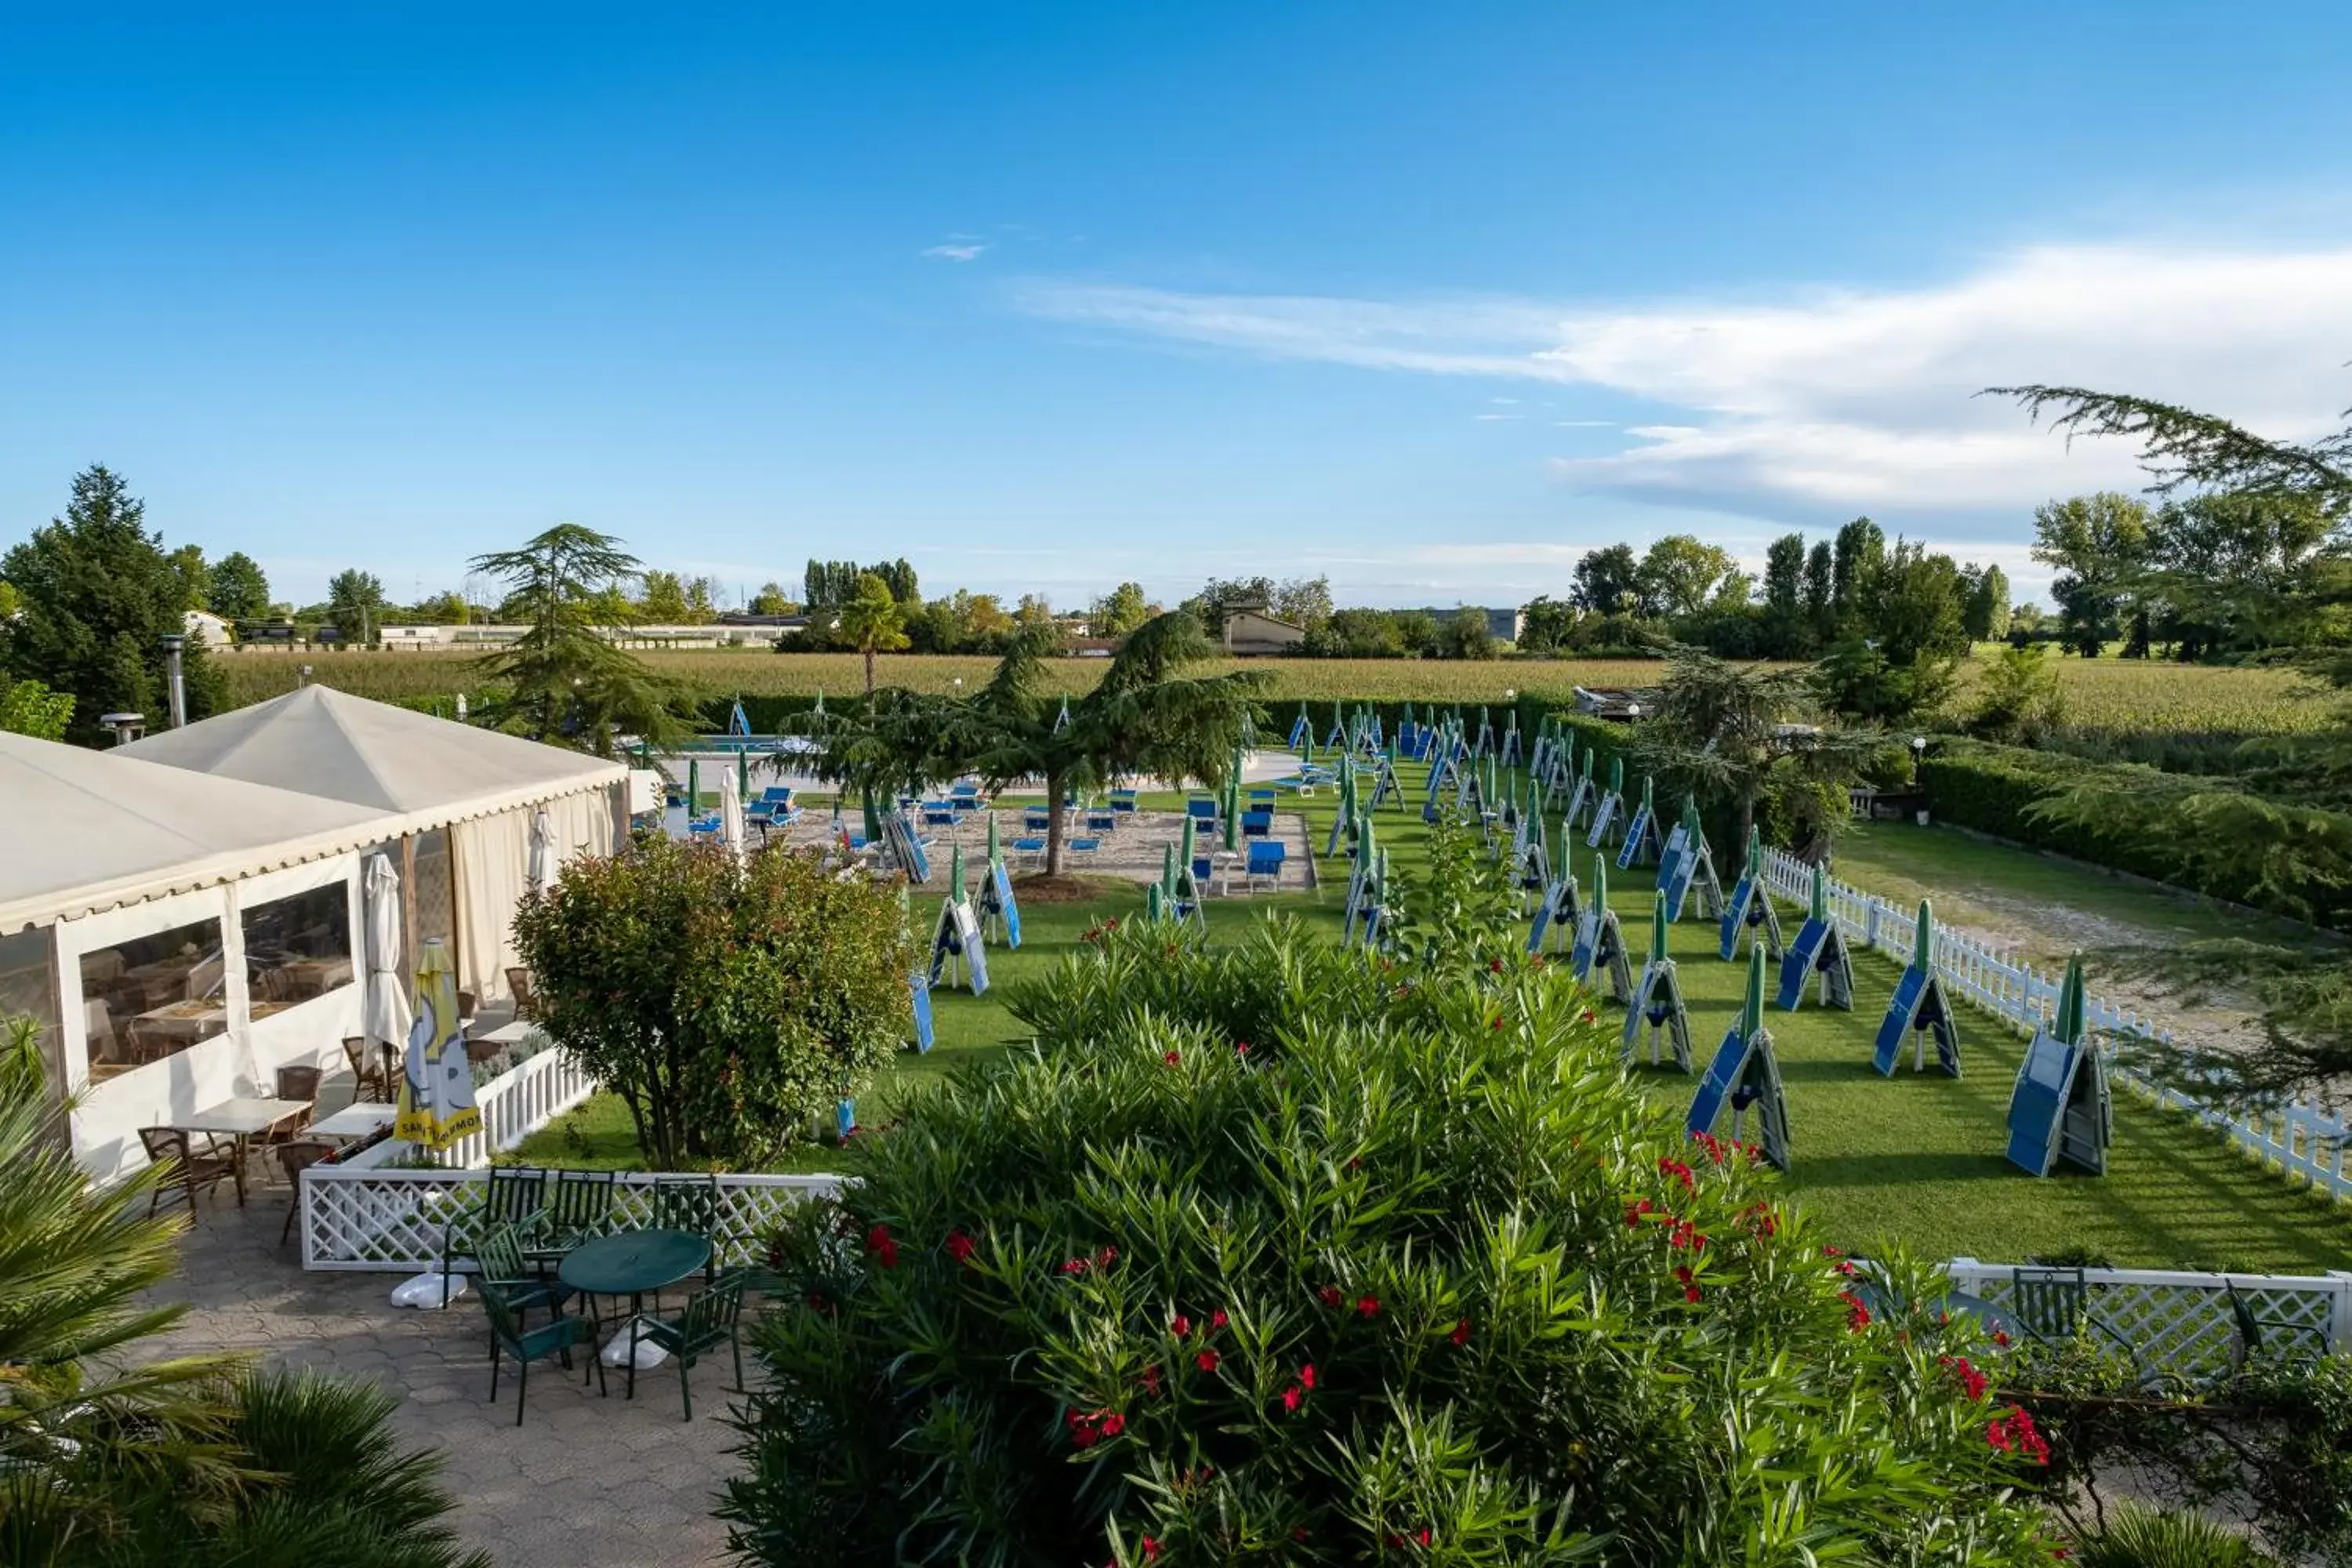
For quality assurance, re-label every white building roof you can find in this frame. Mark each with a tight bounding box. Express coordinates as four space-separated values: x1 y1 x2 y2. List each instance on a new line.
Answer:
119 684 625 823
0 730 394 934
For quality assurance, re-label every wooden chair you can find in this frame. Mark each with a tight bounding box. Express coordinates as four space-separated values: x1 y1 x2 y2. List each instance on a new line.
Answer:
343 1036 390 1102
274 1140 338 1247
138 1127 238 1217
506 967 538 1018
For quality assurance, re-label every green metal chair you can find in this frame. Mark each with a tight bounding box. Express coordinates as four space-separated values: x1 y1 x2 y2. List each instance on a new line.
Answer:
2011 1265 2147 1377
476 1221 577 1328
439 1166 548 1304
628 1276 746 1419
2228 1283 2331 1370
648 1174 728 1291
480 1280 603 1426
524 1169 619 1272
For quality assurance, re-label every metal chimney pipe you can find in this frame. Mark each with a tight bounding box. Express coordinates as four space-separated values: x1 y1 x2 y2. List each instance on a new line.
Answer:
161 633 188 728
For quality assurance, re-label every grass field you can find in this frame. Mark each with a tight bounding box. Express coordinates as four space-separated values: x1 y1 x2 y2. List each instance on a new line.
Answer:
221 644 2333 735
513 762 2352 1273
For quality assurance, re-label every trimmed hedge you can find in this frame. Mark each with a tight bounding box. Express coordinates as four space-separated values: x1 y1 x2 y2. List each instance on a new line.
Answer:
1920 737 2352 927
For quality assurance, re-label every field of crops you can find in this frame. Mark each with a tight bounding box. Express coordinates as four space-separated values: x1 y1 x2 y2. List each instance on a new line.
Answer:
214 645 2336 735
213 649 1670 709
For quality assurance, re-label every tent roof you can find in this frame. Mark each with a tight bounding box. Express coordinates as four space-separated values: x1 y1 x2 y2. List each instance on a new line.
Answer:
0 730 395 935
119 684 624 821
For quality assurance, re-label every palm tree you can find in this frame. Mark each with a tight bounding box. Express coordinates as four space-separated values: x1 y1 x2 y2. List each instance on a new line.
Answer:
836 572 909 695
804 612 1261 877
0 1016 488 1567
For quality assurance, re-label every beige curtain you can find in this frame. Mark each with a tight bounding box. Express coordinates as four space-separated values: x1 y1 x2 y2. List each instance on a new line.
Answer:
451 786 621 1005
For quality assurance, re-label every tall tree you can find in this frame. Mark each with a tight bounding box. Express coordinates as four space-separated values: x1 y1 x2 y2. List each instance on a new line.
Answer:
1830 517 1886 622
1961 564 2012 642
0 676 74 739
0 465 222 745
749 581 797 615
469 524 693 756
1570 543 1644 615
1802 541 1835 637
325 568 387 644
1517 594 1577 653
2031 492 2152 657
1088 581 1152 637
837 571 909 694
206 550 272 622
1271 575 1334 630
638 569 691 622
1179 575 1279 634
1759 532 1810 659
1438 606 1497 659
166 543 210 612
1639 534 1738 620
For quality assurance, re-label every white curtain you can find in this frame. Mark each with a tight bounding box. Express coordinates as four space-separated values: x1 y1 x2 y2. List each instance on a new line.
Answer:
452 786 621 1006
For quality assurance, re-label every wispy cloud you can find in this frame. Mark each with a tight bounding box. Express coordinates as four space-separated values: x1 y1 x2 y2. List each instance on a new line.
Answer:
924 241 989 262
1472 412 1523 421
1017 246 2352 511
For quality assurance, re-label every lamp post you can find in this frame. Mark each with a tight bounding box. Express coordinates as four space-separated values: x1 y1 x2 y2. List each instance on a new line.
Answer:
1909 735 1927 785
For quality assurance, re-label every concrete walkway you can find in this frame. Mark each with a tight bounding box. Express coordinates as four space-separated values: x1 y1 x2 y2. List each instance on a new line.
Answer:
143 1177 742 1568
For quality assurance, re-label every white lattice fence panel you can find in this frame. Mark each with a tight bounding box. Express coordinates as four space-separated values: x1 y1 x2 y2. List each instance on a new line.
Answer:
302 1167 846 1272
1947 1264 2350 1379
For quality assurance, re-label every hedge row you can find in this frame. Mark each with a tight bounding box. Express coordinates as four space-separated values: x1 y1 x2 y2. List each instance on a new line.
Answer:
1920 737 2352 928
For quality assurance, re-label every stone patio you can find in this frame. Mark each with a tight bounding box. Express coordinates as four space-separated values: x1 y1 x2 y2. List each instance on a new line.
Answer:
144 1169 748 1568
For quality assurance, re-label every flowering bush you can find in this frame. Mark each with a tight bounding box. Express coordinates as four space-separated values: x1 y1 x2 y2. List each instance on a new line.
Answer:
724 909 2052 1564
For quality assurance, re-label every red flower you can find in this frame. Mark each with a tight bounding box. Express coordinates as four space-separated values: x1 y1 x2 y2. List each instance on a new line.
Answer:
1061 1257 1091 1276
1489 957 1504 973
1318 1286 1343 1308
1292 1527 1309 1542
1235 1040 1250 1055
1450 1318 1472 1346
1578 1008 1595 1023
1987 1406 2049 1465
1210 1308 1229 1332
1417 1529 1432 1548
1281 1384 1302 1414
1992 1329 2013 1348
1171 1313 1193 1338
1489 1016 1505 1029
1939 1355 1989 1402
1163 1050 1181 1066
1141 1537 1161 1562
1684 1286 1702 1303
1299 1362 1317 1388
945 1229 976 1265
866 1224 898 1269
1356 1294 1381 1319
1071 1424 1098 1450
1841 1290 1872 1332
1141 1363 1163 1396
1195 1348 1221 1372
1098 1411 1126 1438
1097 1247 1119 1269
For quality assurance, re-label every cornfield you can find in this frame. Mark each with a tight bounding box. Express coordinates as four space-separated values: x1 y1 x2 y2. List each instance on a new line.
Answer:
214 646 2337 735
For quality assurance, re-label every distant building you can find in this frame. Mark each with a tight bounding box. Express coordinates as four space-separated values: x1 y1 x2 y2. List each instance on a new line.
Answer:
183 608 234 646
1410 606 1525 643
1220 605 1307 656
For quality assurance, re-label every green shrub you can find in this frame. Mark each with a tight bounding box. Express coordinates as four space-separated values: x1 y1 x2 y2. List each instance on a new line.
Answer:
510 837 918 1167
725 915 2052 1564
2071 1504 2274 1567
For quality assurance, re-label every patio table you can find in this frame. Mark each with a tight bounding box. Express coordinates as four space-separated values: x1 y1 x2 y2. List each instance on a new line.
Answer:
559 1229 713 1386
177 1097 314 1206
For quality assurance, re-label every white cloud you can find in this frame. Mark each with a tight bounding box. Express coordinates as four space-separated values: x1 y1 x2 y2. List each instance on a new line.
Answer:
924 242 989 262
1472 412 1523 421
1017 246 2352 511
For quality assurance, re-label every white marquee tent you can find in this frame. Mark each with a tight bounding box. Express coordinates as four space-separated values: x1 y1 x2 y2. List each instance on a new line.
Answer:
122 685 628 1011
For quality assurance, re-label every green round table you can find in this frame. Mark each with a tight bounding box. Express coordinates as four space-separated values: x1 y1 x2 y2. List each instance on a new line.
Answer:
559 1229 712 1389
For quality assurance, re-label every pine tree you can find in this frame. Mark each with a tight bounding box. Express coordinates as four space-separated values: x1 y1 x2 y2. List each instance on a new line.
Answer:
0 466 222 744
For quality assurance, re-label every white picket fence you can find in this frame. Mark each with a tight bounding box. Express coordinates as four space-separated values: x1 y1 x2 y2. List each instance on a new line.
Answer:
298 1166 845 1272
1758 847 2352 1202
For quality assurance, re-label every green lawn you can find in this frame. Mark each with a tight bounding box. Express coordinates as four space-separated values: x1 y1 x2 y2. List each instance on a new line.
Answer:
514 762 2352 1272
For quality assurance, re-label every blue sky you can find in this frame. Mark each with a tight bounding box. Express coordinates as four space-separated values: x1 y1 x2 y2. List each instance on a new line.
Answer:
5 3 2351 612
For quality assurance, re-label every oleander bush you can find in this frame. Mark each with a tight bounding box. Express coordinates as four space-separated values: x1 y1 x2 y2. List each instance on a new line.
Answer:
723 835 2056 1566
